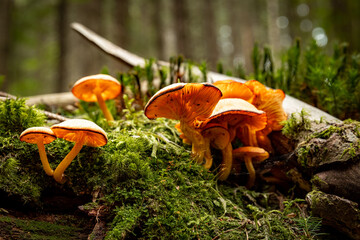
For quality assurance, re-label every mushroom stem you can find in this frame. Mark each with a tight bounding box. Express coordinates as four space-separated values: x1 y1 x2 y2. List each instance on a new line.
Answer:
244 156 256 188
218 143 233 181
180 120 205 163
36 141 54 176
53 137 85 184
244 124 258 147
203 138 213 169
95 91 114 121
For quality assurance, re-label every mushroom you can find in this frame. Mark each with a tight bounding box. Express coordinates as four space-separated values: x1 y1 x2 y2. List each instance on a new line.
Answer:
201 123 230 170
232 146 269 188
51 119 108 183
20 127 56 176
205 98 267 180
244 80 287 152
144 82 222 163
213 79 254 101
71 74 121 121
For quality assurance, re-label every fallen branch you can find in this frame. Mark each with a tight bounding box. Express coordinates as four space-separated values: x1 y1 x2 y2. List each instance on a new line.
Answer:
71 22 339 122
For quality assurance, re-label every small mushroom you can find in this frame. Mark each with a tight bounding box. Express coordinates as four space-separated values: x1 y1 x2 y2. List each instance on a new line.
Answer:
20 127 56 176
144 82 222 163
71 74 121 121
201 123 230 170
51 119 108 183
233 146 269 188
213 79 253 101
205 98 267 180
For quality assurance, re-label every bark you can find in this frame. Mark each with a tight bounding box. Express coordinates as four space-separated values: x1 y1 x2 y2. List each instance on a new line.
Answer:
306 190 360 239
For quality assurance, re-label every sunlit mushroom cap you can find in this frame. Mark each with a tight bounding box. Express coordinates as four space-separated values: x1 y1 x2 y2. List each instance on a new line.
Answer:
20 127 56 144
245 80 287 131
213 80 253 101
233 146 269 163
207 98 267 130
51 119 108 147
144 82 222 125
71 74 121 102
201 123 230 150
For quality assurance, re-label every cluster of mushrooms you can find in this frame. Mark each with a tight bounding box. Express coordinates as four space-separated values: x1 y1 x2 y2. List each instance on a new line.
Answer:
19 73 286 188
19 74 121 183
144 80 287 188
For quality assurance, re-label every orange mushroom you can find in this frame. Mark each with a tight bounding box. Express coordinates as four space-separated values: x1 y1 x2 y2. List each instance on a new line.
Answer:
51 119 108 184
20 127 56 176
144 82 222 163
201 123 230 170
244 80 287 152
174 122 192 145
233 146 269 188
213 79 254 101
71 74 121 121
205 98 267 180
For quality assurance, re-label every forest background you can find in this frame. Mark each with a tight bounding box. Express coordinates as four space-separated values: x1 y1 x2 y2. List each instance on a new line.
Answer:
0 0 359 98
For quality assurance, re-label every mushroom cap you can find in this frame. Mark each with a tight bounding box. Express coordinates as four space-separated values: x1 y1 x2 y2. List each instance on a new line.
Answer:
144 82 222 125
233 146 269 162
201 123 230 150
213 80 253 101
245 80 287 131
207 98 267 130
51 119 108 147
71 74 121 102
20 127 56 144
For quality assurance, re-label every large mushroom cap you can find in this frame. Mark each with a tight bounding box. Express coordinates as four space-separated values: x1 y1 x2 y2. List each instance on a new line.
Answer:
71 74 121 102
213 80 253 101
20 127 56 144
207 98 267 130
51 119 108 147
144 82 222 125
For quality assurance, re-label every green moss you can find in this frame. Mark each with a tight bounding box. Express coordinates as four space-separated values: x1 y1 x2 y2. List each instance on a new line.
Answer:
0 215 86 240
297 145 312 168
0 99 324 239
311 125 341 139
0 98 46 136
282 110 311 139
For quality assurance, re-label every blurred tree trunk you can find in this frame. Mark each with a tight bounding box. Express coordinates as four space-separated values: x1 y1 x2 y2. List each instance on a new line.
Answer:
266 0 280 65
173 0 191 58
202 0 218 69
153 0 165 61
56 0 67 92
330 0 360 51
114 0 130 49
238 0 256 74
66 0 104 87
0 0 13 91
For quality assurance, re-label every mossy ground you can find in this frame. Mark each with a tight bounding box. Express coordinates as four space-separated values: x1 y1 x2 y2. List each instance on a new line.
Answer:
0 98 329 239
